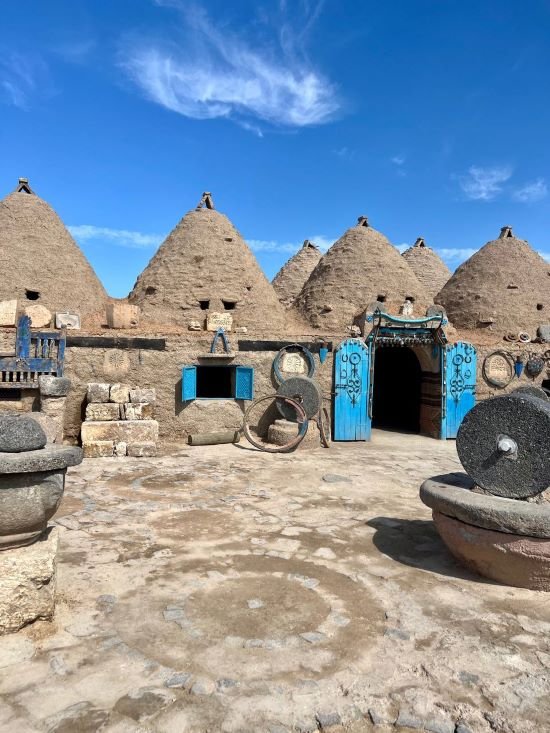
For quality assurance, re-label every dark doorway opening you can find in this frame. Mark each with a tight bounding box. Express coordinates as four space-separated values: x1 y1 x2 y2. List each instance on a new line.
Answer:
372 346 421 432
196 366 233 399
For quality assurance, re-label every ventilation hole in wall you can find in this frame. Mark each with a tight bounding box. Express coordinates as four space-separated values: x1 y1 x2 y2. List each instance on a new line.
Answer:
145 286 157 296
405 296 415 303
377 294 387 303
0 388 22 401
198 300 210 310
224 237 233 242
507 283 519 289
222 300 236 311
25 289 40 301
245 286 252 291
537 303 544 311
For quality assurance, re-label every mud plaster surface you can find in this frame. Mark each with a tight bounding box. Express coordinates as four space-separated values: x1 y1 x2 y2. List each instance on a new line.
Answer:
1 432 549 733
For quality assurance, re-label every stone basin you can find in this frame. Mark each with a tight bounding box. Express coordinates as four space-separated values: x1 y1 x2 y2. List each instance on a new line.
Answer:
420 473 550 591
0 445 82 550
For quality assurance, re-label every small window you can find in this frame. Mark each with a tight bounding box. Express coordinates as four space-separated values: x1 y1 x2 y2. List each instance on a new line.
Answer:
182 365 254 401
198 300 210 310
537 303 544 311
222 300 236 311
405 296 415 303
145 286 157 296
25 289 40 301
377 294 387 303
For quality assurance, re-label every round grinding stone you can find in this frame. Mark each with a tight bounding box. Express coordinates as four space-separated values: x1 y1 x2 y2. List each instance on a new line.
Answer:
456 394 550 499
276 376 322 421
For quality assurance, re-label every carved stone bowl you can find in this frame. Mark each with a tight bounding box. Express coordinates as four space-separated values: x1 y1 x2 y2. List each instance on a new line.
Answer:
420 473 550 591
0 446 82 550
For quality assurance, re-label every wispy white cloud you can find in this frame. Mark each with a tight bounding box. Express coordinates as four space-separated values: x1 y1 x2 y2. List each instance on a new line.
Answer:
248 234 334 254
437 247 478 265
333 146 355 160
0 52 51 109
512 178 548 203
121 3 339 132
69 225 164 249
391 155 405 166
459 165 513 201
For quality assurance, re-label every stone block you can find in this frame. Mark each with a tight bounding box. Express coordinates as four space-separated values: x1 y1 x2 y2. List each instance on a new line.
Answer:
114 442 127 457
127 442 157 457
39 397 66 443
0 299 17 327
207 312 233 331
39 376 71 397
106 303 140 329
28 413 58 444
124 402 154 420
81 420 159 445
24 304 52 328
0 527 58 634
538 325 550 343
85 403 122 421
83 441 114 458
188 321 201 331
110 383 131 404
87 383 111 403
55 312 81 330
129 388 156 404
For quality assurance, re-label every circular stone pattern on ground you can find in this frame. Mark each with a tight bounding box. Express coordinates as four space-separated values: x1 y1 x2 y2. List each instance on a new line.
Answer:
433 510 550 591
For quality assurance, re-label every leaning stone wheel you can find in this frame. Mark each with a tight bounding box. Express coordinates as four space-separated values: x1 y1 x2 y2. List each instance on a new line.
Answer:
276 376 322 421
456 393 550 499
512 385 549 401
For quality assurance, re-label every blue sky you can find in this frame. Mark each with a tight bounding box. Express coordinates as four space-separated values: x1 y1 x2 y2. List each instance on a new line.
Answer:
1 0 549 297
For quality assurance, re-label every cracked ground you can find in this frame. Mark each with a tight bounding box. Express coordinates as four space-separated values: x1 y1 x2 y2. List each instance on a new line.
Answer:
1 431 549 733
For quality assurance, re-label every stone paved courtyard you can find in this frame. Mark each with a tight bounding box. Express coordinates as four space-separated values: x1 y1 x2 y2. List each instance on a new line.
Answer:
1 432 549 733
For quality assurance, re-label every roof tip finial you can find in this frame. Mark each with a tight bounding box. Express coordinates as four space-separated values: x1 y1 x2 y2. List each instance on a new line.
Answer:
357 216 369 227
15 177 34 195
499 225 514 239
302 239 318 249
196 191 215 210
414 237 426 248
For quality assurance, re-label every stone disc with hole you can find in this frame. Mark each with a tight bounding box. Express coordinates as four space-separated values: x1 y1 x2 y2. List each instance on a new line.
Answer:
456 394 550 498
276 377 322 421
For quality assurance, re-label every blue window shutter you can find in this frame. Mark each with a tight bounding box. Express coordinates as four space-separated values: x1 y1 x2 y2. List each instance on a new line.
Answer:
234 366 254 400
181 366 197 401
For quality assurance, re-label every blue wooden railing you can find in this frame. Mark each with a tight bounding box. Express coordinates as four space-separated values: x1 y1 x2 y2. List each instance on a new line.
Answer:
0 316 66 389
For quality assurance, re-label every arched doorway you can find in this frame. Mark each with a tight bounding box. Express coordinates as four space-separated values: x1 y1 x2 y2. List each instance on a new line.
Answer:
372 346 421 432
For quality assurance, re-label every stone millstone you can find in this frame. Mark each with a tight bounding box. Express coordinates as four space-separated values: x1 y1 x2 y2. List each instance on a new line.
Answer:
276 376 322 421
0 415 47 453
456 394 550 498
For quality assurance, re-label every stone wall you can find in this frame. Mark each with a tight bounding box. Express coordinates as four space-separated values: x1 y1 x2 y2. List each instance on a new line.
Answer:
61 337 335 443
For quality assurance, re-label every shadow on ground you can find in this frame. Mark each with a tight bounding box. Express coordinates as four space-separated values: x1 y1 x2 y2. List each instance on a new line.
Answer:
367 516 496 585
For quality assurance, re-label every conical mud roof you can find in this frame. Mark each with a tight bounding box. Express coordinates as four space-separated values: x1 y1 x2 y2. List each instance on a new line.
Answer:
402 237 452 300
272 240 322 307
129 193 290 333
0 179 107 319
435 226 550 334
295 216 431 332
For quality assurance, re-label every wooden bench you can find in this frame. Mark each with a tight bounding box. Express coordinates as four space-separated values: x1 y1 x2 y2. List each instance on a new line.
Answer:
0 316 66 389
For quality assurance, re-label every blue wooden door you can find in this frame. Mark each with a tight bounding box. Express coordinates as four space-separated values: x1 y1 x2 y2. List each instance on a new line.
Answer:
442 342 477 438
333 339 371 441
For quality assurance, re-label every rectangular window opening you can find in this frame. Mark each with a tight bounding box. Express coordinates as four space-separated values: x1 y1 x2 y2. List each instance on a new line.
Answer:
196 366 233 399
0 388 23 401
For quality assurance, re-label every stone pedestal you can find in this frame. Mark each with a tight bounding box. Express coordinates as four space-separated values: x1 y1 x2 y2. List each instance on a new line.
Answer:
0 527 58 634
267 419 321 450
39 377 72 444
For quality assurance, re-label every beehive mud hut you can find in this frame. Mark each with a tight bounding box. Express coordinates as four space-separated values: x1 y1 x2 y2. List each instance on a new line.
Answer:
272 240 322 307
129 193 295 334
402 237 452 300
435 226 550 335
295 217 431 331
0 179 107 319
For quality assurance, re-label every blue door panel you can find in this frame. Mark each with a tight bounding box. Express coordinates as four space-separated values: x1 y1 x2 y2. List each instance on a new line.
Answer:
443 342 476 438
333 339 371 441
